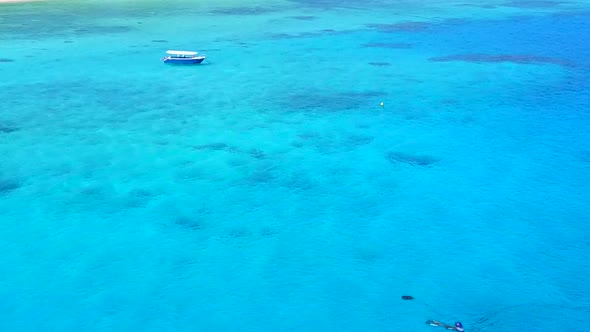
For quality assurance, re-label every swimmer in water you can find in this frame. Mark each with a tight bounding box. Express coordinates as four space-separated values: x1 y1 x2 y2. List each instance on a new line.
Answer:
429 320 464 331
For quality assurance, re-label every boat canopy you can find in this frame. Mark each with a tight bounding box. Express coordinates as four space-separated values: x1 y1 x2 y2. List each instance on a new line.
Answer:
166 50 198 55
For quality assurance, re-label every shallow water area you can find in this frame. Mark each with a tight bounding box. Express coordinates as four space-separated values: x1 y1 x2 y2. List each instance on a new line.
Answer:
1 0 589 331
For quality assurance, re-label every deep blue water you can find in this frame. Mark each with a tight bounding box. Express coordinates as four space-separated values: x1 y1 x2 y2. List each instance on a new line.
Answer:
0 0 589 331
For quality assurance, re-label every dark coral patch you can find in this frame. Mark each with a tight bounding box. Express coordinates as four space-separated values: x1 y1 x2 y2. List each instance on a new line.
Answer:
429 53 573 67
366 22 431 32
260 227 279 238
0 125 18 133
290 15 316 20
249 149 266 159
193 143 263 158
194 143 229 150
175 216 202 230
362 42 413 49
503 0 566 8
0 179 21 195
227 227 250 238
386 152 439 167
369 62 391 66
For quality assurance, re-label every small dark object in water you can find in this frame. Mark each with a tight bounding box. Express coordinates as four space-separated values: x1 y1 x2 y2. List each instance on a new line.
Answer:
402 295 414 300
368 62 391 66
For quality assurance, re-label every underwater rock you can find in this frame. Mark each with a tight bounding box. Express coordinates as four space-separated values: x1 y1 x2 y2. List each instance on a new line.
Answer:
429 53 573 67
0 179 21 195
0 125 18 133
193 142 229 150
386 151 439 166
249 149 266 159
368 62 391 66
175 216 202 230
289 15 316 20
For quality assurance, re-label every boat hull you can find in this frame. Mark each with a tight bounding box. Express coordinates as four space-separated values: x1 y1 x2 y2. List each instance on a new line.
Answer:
163 56 205 64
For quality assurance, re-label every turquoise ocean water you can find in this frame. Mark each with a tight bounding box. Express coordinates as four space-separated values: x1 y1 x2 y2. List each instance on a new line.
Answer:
1 0 589 330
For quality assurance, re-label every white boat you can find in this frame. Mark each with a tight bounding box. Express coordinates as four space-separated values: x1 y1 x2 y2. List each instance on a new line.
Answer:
162 50 206 64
